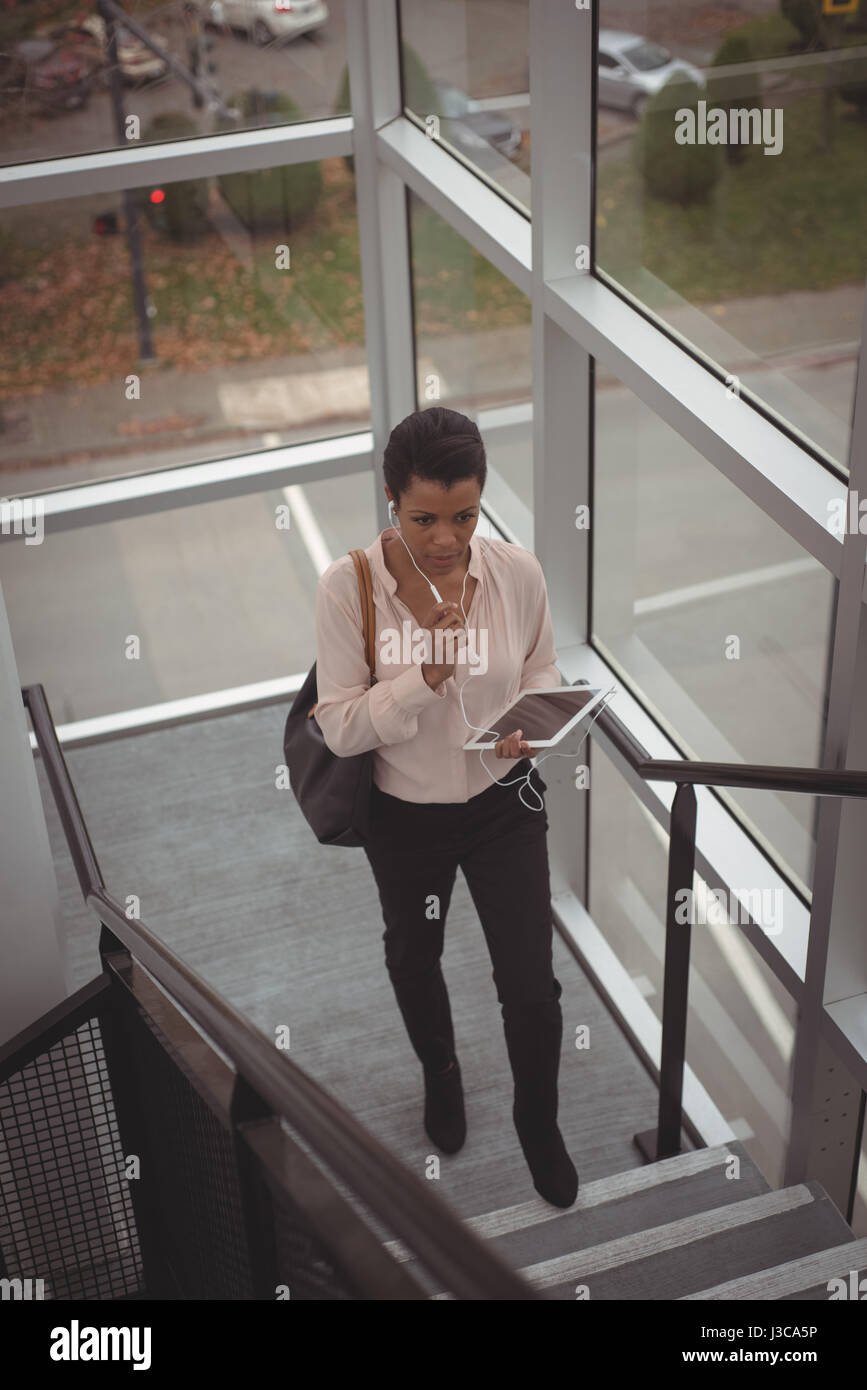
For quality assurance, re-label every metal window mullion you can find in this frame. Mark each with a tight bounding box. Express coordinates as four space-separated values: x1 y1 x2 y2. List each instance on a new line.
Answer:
0 412 539 536
528 0 595 905
785 285 867 1187
376 118 531 296
0 118 353 210
346 0 416 534
0 434 374 537
547 273 851 580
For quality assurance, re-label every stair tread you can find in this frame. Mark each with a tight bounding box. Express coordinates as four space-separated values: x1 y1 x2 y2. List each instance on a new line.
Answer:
514 1181 855 1300
386 1142 768 1267
682 1236 867 1301
471 1141 770 1271
424 1180 853 1300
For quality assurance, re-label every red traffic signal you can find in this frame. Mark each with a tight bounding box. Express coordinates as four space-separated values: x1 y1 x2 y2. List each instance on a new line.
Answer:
93 211 119 235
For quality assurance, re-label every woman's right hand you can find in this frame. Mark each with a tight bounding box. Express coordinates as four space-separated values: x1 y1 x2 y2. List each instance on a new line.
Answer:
420 600 466 689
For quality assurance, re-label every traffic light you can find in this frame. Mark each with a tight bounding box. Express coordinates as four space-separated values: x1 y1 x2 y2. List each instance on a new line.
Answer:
822 0 858 14
93 211 119 235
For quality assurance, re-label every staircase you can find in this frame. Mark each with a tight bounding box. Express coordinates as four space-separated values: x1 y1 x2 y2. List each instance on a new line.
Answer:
384 1142 867 1300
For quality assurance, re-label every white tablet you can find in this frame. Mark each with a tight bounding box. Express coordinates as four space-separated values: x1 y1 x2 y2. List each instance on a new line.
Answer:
462 684 610 751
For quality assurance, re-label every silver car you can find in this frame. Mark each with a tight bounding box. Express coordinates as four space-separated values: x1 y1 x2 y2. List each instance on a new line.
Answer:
597 29 705 118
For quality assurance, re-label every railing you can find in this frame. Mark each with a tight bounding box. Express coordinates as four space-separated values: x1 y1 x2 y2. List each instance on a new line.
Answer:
17 682 537 1301
593 704 867 1181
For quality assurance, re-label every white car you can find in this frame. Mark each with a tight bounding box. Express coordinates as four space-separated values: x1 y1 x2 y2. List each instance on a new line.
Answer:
598 29 705 118
202 0 328 46
79 15 170 84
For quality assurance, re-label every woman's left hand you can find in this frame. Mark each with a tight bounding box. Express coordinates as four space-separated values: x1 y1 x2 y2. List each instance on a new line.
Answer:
494 728 540 759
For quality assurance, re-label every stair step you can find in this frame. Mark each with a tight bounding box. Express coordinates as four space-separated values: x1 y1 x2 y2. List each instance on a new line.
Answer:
682 1237 867 1301
507 1181 854 1300
384 1143 767 1267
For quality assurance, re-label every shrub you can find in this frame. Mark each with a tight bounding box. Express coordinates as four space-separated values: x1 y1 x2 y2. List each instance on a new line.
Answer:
217 90 322 232
634 74 724 205
140 113 209 242
707 33 763 164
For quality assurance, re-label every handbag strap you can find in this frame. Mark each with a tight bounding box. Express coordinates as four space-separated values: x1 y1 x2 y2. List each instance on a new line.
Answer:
307 549 376 720
349 548 376 679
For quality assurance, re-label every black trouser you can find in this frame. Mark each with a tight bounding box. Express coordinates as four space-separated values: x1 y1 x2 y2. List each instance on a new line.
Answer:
363 758 563 1078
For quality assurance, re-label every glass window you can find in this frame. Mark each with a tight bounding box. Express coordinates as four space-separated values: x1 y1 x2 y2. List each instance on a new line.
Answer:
0 0 348 166
0 156 368 493
399 0 530 213
592 362 836 894
408 192 533 547
589 740 798 1191
596 2 867 470
0 470 375 721
621 40 673 74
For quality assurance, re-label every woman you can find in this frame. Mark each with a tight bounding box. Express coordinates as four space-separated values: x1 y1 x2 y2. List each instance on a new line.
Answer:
313 407 578 1208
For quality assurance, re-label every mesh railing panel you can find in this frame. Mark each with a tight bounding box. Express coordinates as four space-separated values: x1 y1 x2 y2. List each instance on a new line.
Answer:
266 1173 362 1301
0 1016 144 1300
119 1002 257 1300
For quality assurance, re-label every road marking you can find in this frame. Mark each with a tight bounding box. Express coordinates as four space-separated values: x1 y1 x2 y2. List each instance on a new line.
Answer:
635 803 795 1067
472 92 530 112
618 872 791 1131
634 557 820 616
283 483 333 576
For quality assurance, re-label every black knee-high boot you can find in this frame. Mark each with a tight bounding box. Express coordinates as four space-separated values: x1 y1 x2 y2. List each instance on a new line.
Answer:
502 991 578 1207
388 964 466 1154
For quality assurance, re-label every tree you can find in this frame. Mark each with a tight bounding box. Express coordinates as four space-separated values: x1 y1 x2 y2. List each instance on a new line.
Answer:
780 0 823 48
779 0 854 152
839 48 867 118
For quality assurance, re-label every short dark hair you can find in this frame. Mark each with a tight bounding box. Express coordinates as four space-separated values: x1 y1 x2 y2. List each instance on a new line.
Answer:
383 407 487 508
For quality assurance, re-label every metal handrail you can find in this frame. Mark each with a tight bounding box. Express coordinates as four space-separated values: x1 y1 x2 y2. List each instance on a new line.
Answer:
592 704 867 1165
23 682 536 1301
594 707 867 800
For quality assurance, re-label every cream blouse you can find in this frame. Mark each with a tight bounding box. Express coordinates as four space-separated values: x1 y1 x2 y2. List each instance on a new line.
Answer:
313 528 562 803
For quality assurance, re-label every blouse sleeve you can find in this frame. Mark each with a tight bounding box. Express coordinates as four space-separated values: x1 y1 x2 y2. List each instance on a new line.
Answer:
520 552 562 691
313 569 447 757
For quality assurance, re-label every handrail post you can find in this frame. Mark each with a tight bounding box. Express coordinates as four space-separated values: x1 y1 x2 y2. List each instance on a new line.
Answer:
635 782 697 1162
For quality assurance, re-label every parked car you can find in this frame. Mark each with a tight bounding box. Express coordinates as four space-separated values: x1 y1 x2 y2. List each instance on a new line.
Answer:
597 29 705 118
199 0 328 46
78 14 170 85
0 35 98 116
433 81 522 159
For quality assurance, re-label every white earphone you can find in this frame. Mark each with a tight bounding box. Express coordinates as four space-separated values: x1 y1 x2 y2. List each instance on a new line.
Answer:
385 497 616 810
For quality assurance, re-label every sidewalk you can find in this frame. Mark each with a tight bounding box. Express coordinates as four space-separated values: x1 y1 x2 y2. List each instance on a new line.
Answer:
0 292 859 481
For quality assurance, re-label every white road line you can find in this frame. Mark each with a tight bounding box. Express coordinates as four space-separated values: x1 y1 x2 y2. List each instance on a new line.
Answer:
618 875 790 1132
473 92 530 111
283 483 333 576
634 557 821 616
637 800 795 1066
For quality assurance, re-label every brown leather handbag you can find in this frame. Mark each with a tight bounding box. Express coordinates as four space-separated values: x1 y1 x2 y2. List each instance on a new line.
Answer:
283 550 377 847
